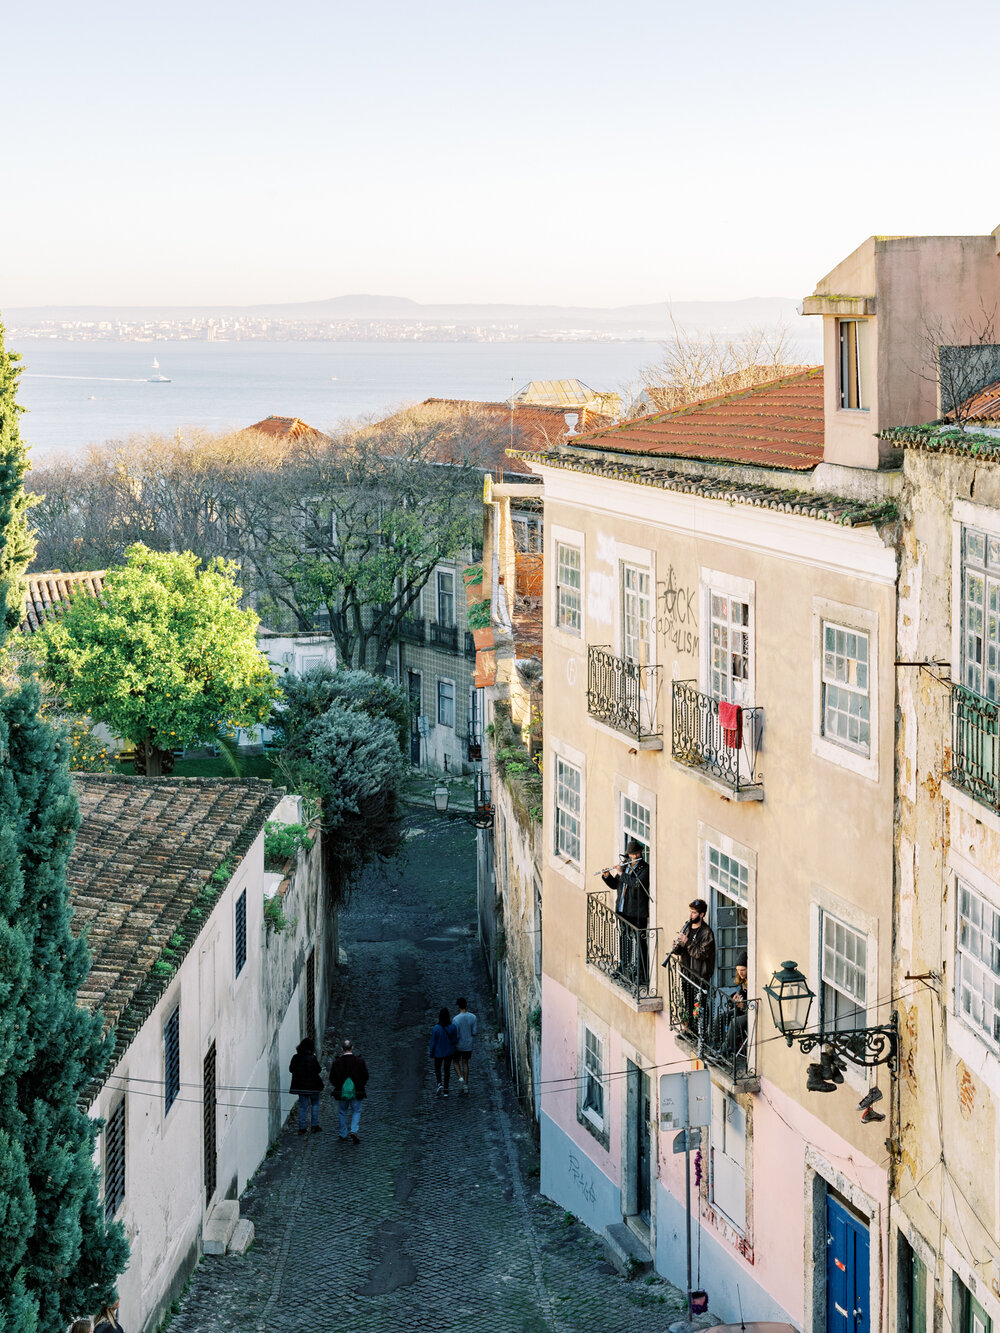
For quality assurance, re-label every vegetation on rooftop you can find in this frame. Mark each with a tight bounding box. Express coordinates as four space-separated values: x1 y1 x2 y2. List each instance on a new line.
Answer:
489 699 543 827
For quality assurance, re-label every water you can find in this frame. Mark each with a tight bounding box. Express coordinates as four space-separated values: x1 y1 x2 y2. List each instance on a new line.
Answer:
13 339 661 460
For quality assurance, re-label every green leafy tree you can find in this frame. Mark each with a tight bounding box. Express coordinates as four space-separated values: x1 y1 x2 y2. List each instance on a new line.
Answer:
273 667 408 933
37 544 279 776
0 318 35 645
0 320 128 1329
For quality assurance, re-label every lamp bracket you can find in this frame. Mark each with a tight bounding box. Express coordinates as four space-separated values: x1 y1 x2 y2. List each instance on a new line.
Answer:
788 1011 899 1072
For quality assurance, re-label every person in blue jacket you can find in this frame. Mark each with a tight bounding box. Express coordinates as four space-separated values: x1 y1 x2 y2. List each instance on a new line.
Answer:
428 1007 458 1098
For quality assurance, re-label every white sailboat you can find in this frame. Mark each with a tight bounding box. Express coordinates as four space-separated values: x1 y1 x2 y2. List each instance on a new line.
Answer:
148 357 171 383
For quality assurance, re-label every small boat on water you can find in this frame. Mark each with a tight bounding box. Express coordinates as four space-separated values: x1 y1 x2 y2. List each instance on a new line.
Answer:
148 357 171 383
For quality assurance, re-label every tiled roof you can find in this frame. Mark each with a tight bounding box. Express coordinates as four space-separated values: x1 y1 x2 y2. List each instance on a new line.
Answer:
568 368 825 470
955 379 1000 422
880 422 1000 460
513 379 597 407
245 415 333 443
22 569 106 634
409 399 610 475
513 449 897 527
70 776 281 1087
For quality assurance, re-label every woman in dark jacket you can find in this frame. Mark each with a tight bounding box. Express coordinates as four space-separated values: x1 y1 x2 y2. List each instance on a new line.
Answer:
289 1037 324 1133
93 1297 124 1332
428 1007 458 1098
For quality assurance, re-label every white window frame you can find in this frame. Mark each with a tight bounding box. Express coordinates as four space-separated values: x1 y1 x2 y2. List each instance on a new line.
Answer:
437 677 456 729
699 568 755 705
812 599 879 781
951 503 1000 680
838 318 871 412
550 523 585 642
436 568 456 628
954 873 1000 1053
554 755 583 870
580 1022 607 1132
699 824 756 998
614 776 655 923
613 543 655 666
809 887 878 1092
820 911 869 1035
710 1083 747 1234
555 540 583 636
549 735 585 886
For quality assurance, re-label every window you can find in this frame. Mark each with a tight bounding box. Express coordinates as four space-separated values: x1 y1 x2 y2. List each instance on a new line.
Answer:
710 591 750 703
898 1233 929 1333
961 524 1000 700
437 570 455 627
708 845 749 988
821 913 868 1034
621 795 650 862
235 888 247 978
710 1084 746 1232
839 319 870 410
513 512 543 553
556 542 582 635
554 756 582 866
958 1277 993 1333
622 564 652 666
164 1006 181 1115
437 679 455 728
822 622 871 755
104 1097 126 1221
956 876 1000 1048
581 1026 604 1126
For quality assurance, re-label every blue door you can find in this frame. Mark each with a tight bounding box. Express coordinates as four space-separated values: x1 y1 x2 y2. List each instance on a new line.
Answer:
826 1195 870 1333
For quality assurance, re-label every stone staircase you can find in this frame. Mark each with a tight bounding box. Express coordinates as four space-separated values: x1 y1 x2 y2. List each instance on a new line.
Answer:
203 1199 255 1256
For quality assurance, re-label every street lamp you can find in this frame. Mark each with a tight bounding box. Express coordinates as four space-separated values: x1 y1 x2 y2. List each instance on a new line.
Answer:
764 959 899 1071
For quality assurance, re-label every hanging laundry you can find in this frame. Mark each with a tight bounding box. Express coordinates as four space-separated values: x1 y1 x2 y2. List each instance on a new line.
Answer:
718 700 743 749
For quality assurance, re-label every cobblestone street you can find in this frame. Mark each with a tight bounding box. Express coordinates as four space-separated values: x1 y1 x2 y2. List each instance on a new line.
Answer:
170 811 691 1333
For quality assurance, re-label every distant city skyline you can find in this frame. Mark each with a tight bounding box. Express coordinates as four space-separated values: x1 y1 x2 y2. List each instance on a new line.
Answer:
3 0 997 310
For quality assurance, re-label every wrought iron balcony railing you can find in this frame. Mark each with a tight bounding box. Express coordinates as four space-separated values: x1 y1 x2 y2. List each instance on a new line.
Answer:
586 891 660 1003
465 630 477 659
671 681 763 797
951 681 1000 810
586 646 662 743
430 621 459 651
475 766 492 816
399 615 425 644
664 955 759 1083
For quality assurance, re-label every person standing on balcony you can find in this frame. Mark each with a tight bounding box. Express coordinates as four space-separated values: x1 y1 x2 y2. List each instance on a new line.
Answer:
601 840 650 985
666 899 716 1034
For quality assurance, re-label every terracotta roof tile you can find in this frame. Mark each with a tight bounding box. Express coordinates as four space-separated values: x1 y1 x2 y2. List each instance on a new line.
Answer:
22 569 106 634
70 776 281 1088
568 368 825 470
245 415 333 443
398 399 610 475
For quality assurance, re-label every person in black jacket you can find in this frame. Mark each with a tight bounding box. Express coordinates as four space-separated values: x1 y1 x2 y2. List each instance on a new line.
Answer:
330 1038 370 1143
601 839 651 987
289 1037 324 1134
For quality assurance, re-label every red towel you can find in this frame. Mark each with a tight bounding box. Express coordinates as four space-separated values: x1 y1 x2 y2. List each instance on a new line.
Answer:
718 700 743 750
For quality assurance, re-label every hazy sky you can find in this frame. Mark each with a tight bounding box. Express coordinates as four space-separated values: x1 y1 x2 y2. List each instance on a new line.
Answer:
3 0 998 308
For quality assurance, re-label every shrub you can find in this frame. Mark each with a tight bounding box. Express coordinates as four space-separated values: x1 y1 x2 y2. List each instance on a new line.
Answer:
264 821 313 871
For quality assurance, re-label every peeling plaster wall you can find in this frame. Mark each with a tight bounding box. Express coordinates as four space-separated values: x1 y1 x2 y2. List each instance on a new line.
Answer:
893 448 1000 1320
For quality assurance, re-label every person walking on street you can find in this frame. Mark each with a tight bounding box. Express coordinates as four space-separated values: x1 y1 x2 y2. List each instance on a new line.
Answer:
93 1298 124 1333
330 1038 369 1143
452 997 477 1094
429 1007 458 1097
289 1036 324 1134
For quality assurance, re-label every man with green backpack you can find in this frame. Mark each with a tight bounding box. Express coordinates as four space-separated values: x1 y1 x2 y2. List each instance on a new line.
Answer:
330 1038 370 1143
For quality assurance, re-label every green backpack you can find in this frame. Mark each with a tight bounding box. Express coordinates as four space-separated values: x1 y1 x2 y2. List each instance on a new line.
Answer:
340 1075 356 1100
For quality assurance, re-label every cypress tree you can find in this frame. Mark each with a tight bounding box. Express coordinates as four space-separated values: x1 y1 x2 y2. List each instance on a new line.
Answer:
0 320 128 1330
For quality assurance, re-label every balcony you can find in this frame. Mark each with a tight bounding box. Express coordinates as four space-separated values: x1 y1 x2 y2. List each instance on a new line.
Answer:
464 630 477 659
664 956 759 1085
671 681 763 800
430 621 459 651
586 891 661 1008
474 766 493 827
399 615 425 645
586 646 662 747
951 681 1000 810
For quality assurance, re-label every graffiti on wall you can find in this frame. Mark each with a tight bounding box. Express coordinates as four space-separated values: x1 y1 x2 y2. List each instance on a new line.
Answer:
656 565 698 658
568 1152 597 1206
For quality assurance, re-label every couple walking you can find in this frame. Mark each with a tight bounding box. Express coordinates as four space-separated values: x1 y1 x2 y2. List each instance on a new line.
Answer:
428 998 477 1098
288 1036 370 1143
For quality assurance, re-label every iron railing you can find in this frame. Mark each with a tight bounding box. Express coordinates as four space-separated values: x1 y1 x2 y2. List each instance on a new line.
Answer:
475 766 492 817
586 891 659 1002
399 615 425 644
430 621 459 651
465 630 477 659
586 646 662 742
664 955 758 1083
951 681 1000 810
671 681 763 796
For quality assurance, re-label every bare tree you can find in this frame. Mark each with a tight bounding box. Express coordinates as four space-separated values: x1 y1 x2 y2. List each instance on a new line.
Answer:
919 303 1000 422
636 316 809 415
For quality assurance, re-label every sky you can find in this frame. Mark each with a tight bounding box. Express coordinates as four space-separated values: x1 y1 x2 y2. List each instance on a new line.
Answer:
3 0 999 309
